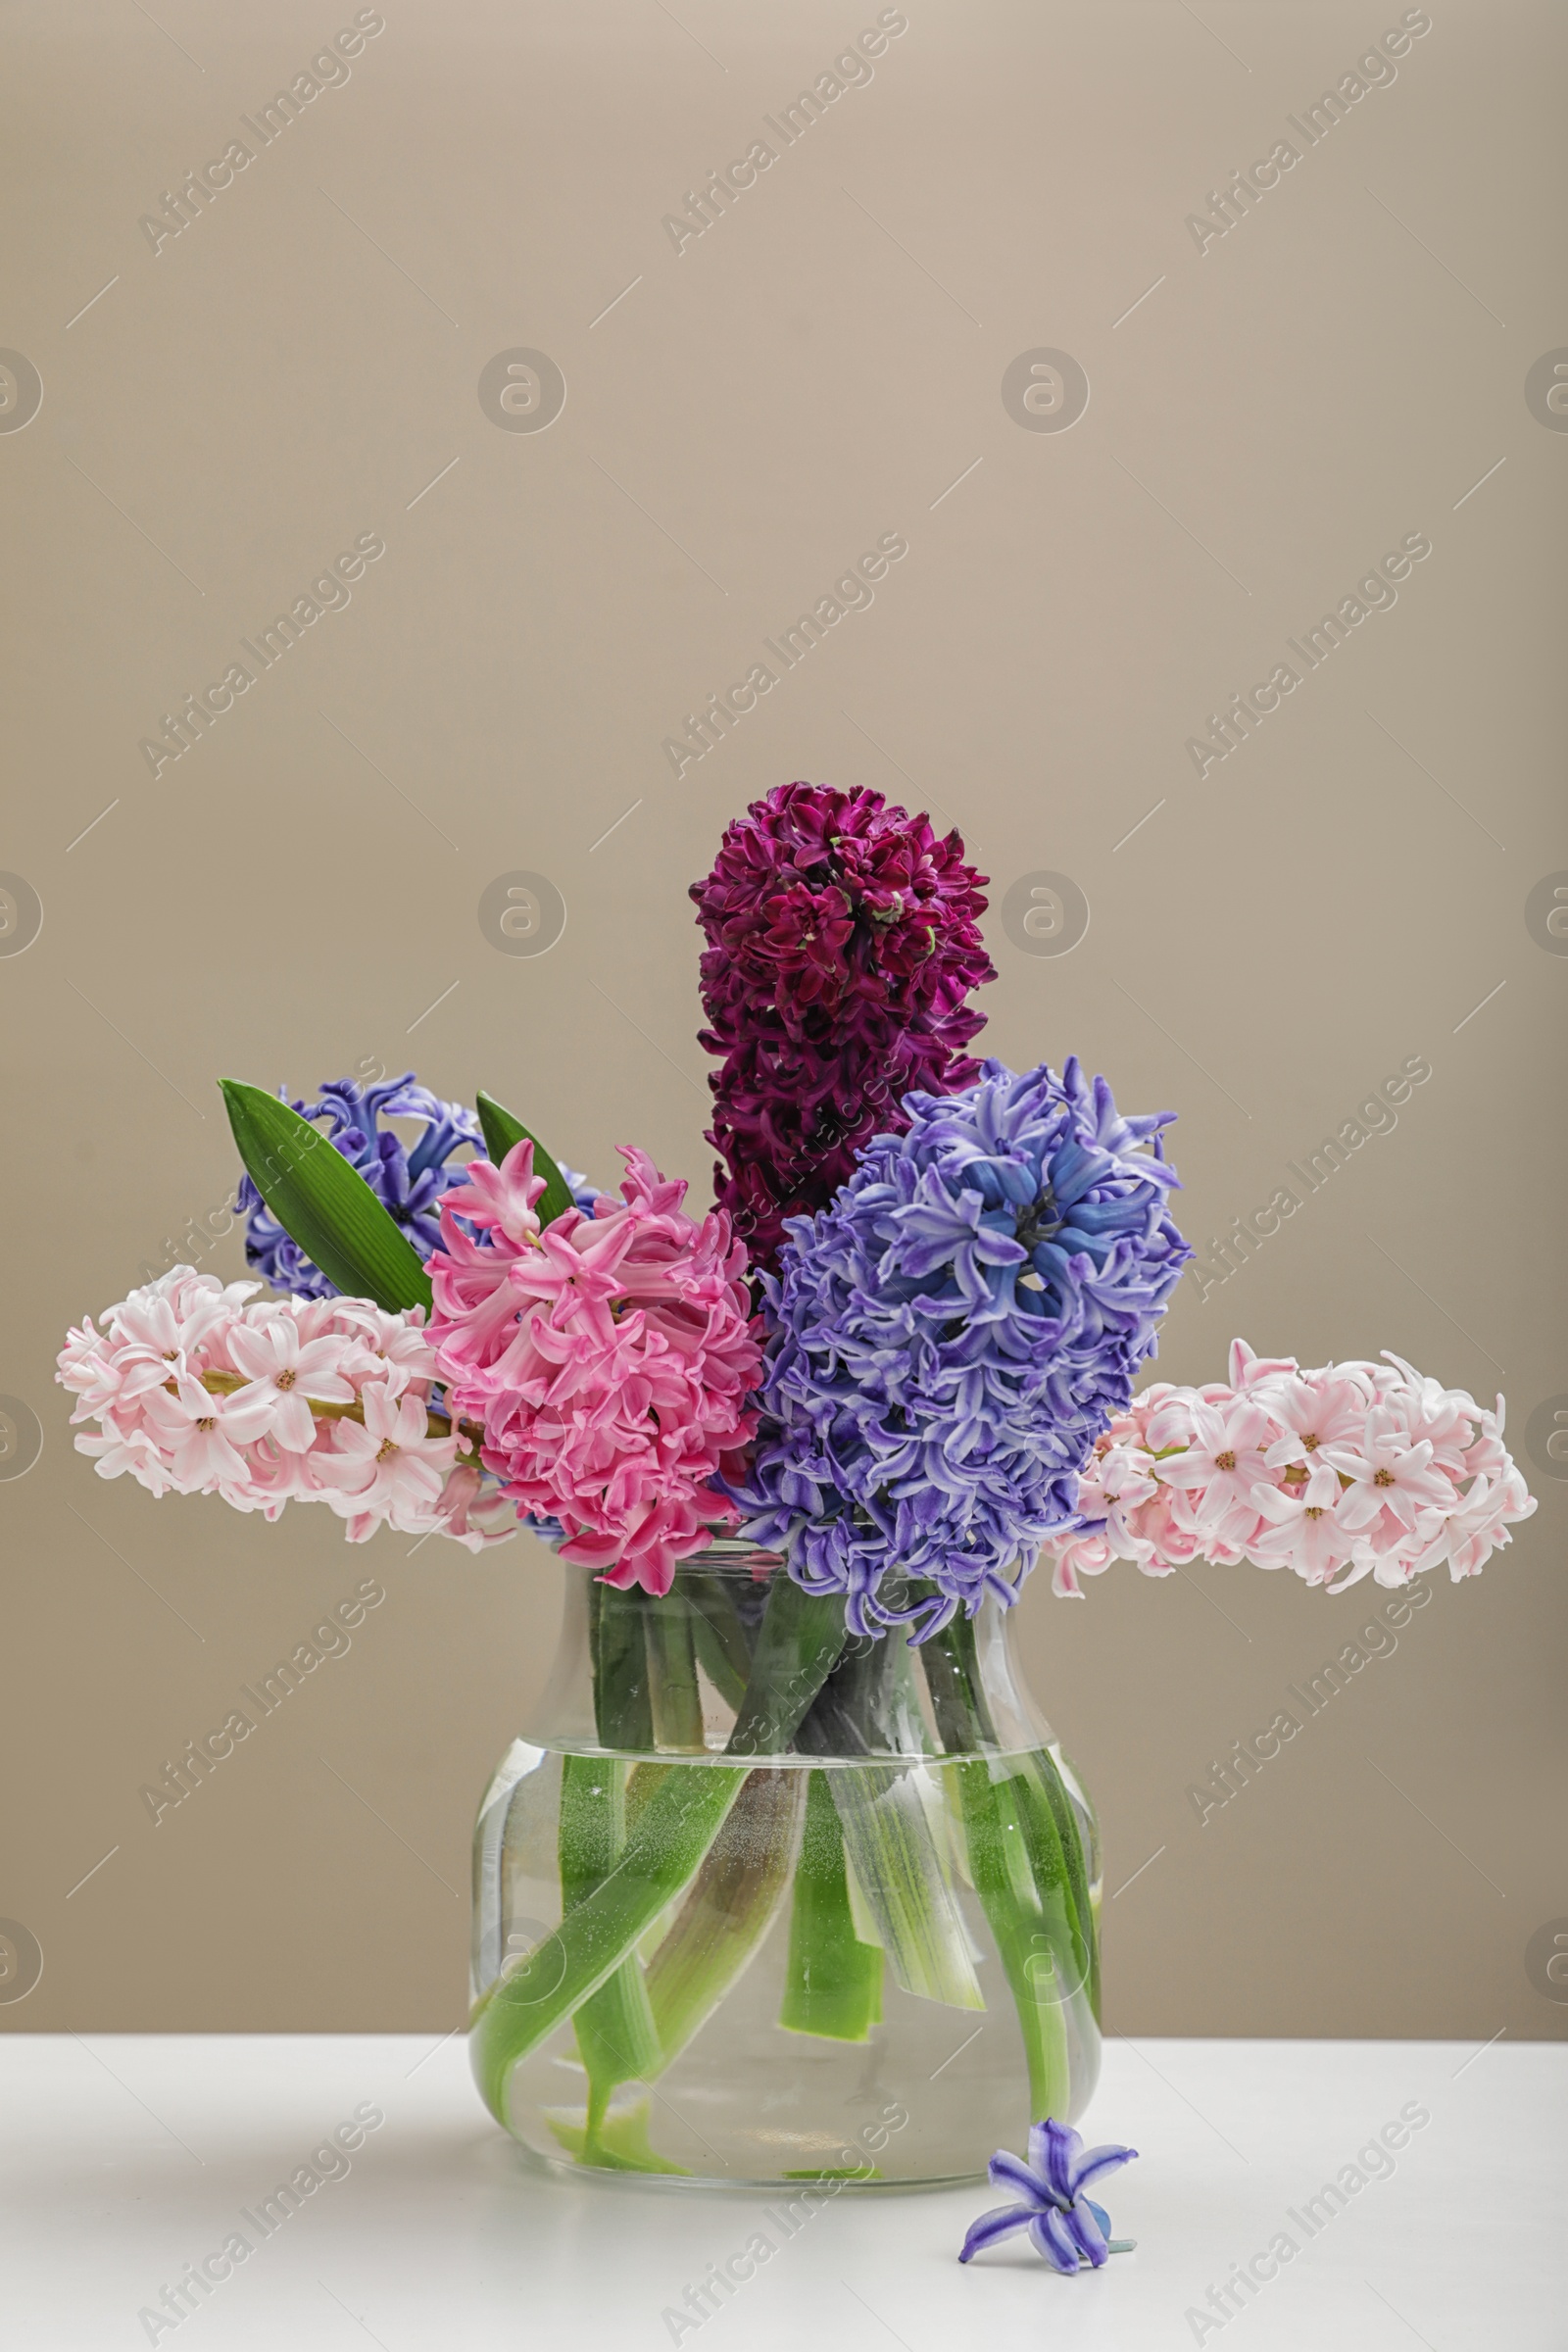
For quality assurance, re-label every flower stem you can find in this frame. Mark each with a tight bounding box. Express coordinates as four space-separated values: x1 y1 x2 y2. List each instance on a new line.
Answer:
558 1755 662 2150
918 1605 998 1750
470 1761 747 2125
779 1769 883 2040
825 1761 984 2010
726 1577 849 1757
683 1570 754 1712
1020 1748 1099 2021
645 1592 706 1753
953 1759 1072 2121
193 1365 479 1443
644 1768 804 2069
591 1582 654 1753
919 1618 1091 2118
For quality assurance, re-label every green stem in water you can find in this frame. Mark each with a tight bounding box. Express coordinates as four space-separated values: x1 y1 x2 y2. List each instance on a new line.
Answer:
684 1570 754 1712
476 1579 854 2132
826 1761 984 2010
954 1758 1071 2122
645 1591 706 1752
558 1755 663 2149
919 1618 1090 2119
593 1582 654 1753
471 1761 747 2125
1019 1748 1099 2022
726 1576 849 1757
779 1769 883 2040
644 1768 804 2069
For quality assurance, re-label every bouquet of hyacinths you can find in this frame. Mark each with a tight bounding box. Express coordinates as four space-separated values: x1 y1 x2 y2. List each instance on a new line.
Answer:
56 783 1536 2185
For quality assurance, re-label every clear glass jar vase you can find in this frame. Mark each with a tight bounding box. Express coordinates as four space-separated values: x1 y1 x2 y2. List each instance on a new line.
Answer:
469 1546 1101 2188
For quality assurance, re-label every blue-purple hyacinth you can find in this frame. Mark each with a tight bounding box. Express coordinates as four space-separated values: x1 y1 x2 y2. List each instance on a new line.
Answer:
237 1073 484 1299
958 2120 1138 2271
732 1057 1192 1638
238 1073 602 1299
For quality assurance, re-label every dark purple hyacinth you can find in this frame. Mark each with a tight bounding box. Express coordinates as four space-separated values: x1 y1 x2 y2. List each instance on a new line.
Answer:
690 782 996 1270
958 2121 1138 2272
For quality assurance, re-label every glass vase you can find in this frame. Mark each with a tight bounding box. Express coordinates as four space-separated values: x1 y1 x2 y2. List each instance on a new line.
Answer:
469 1546 1100 2188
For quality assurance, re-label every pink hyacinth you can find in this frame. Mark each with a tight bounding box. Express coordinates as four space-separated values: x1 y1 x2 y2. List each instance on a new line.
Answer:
57 1267 517 1552
426 1139 762 1595
1043 1339 1536 1598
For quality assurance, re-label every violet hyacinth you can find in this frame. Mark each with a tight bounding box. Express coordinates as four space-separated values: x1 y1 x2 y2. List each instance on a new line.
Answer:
958 2121 1138 2271
733 1058 1192 1637
690 782 996 1269
237 1072 485 1298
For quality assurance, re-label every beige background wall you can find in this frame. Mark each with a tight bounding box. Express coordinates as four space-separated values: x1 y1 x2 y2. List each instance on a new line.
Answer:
1 0 1562 2043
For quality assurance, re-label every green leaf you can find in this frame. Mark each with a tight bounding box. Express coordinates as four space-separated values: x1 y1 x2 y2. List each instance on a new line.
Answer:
470 1762 747 2122
475 1088 574 1226
220 1079 433 1314
644 1767 803 2074
779 1769 884 2041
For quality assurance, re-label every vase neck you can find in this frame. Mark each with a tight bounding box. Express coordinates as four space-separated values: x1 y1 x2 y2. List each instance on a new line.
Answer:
526 1556 1055 1763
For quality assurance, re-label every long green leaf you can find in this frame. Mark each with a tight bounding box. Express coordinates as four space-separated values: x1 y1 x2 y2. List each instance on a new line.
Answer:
475 1089 574 1226
220 1079 432 1313
560 1755 662 2147
827 1762 984 2010
645 1767 803 2071
470 1761 746 2124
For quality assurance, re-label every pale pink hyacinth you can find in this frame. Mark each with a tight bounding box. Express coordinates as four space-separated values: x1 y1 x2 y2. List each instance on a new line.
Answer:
57 1267 519 1552
427 1139 762 1596
1043 1339 1536 1598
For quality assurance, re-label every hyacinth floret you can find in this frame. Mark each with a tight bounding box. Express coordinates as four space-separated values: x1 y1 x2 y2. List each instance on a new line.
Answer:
733 1057 1192 1637
690 781 996 1268
238 1072 484 1298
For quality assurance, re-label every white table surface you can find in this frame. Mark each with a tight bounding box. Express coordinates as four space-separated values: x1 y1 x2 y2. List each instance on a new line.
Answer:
1 2033 1561 2350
